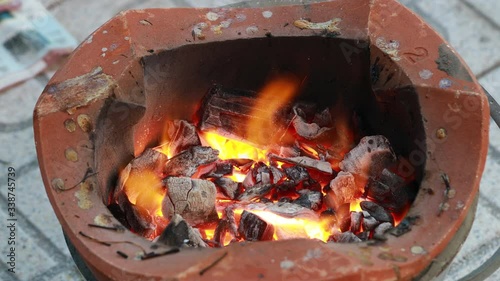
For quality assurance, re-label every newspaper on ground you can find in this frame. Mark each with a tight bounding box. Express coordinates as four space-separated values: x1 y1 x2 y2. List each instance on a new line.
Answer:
0 0 77 91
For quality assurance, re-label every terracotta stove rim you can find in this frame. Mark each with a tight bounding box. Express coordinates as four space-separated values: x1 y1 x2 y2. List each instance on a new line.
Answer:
33 0 489 280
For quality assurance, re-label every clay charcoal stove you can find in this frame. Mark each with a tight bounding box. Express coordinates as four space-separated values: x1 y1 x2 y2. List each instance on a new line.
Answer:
110 83 419 247
34 1 490 280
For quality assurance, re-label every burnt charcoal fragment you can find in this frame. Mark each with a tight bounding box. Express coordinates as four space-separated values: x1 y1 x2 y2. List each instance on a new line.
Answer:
293 189 322 211
291 106 331 140
213 219 229 247
278 197 293 203
214 177 241 200
362 211 380 231
325 171 362 210
238 211 274 241
269 154 332 174
163 120 201 156
350 212 362 233
340 135 396 181
284 165 309 182
332 231 362 243
360 201 394 224
156 214 207 248
336 203 351 232
366 169 409 212
356 231 370 241
204 162 234 178
374 222 393 237
164 146 219 177
270 166 285 184
238 183 273 202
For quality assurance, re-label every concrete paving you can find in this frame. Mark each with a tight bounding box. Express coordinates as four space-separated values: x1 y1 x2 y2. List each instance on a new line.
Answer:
0 0 498 280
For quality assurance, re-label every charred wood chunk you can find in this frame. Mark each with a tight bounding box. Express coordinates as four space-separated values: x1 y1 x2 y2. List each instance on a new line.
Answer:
340 135 396 181
237 183 273 202
198 85 289 146
350 211 363 233
279 146 301 158
269 154 332 175
156 214 207 248
214 177 241 200
227 159 254 173
164 146 219 177
164 120 201 156
278 197 294 203
238 211 274 241
360 201 394 224
162 177 218 226
366 169 409 212
284 165 310 182
293 189 322 211
362 211 380 231
325 171 362 209
332 231 362 243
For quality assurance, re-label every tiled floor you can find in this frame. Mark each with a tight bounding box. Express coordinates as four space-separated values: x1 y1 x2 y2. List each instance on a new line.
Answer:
0 0 498 280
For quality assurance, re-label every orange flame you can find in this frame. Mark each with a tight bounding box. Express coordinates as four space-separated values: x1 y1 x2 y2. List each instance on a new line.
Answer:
249 210 330 242
123 169 165 217
246 75 301 145
201 131 268 163
349 199 363 213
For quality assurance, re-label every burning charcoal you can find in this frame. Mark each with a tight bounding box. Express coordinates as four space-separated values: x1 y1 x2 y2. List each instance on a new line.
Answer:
292 106 331 140
244 202 319 221
203 162 233 178
156 214 207 248
269 154 332 174
224 206 239 239
332 231 362 243
214 177 241 200
164 120 201 156
238 211 274 241
366 169 409 212
162 177 218 226
284 165 309 182
198 85 290 146
279 146 301 158
293 189 322 211
238 183 273 202
374 222 393 237
242 172 256 189
164 146 219 177
118 194 155 238
213 219 229 247
270 166 285 184
254 163 272 185
227 159 254 173
340 135 396 181
350 212 362 233
360 201 394 224
320 209 337 229
362 211 380 231
325 171 362 210
356 231 370 241
279 197 293 203
335 203 351 232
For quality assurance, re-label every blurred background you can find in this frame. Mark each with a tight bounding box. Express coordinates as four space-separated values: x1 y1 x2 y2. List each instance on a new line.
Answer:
0 0 498 280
